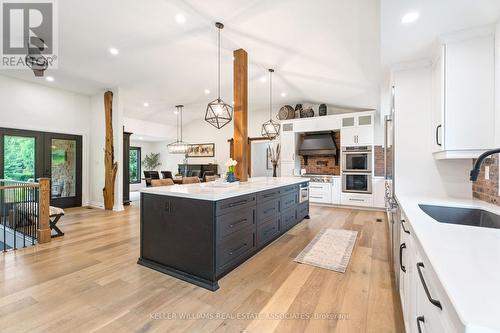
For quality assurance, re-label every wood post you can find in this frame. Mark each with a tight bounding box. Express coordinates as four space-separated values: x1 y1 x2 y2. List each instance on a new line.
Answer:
37 178 51 244
103 91 118 210
233 49 249 182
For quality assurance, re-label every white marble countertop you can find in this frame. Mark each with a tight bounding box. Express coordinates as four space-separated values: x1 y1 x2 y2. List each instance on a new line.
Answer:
140 177 309 201
397 195 500 333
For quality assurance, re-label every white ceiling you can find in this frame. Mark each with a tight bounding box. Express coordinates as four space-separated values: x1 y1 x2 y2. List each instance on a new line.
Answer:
0 0 382 125
381 0 500 66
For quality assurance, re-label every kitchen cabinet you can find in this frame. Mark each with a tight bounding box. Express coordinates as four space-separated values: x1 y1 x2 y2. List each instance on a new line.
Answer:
397 209 462 333
309 183 332 204
341 114 373 146
331 177 341 204
372 178 386 208
340 192 373 207
280 132 296 162
431 26 495 159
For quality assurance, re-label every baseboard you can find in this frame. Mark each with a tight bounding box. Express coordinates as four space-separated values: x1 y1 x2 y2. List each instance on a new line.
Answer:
88 201 104 209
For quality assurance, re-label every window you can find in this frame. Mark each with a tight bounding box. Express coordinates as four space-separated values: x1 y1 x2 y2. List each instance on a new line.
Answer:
129 147 141 184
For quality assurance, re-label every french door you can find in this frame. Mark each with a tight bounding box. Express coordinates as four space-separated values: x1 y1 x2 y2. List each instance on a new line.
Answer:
0 128 82 208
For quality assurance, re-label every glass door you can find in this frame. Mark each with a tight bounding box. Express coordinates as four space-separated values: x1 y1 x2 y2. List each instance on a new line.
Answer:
44 133 82 208
0 128 82 208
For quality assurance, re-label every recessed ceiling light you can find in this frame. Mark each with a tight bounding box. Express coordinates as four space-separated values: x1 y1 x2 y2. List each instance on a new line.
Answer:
259 76 267 83
175 13 186 24
280 92 287 97
143 102 149 107
45 76 54 82
139 136 143 140
109 47 119 55
401 11 420 24
204 89 210 95
174 109 179 115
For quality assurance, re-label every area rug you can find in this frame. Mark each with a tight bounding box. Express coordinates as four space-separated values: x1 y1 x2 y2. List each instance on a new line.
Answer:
294 229 358 273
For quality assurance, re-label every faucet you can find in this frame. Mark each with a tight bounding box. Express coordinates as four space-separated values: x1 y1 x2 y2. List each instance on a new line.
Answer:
470 148 500 181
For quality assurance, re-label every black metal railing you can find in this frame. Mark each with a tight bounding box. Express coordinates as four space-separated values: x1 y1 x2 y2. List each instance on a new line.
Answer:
0 179 40 251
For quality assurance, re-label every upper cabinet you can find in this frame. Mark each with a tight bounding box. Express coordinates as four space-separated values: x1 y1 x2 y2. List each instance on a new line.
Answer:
432 26 495 159
341 114 373 146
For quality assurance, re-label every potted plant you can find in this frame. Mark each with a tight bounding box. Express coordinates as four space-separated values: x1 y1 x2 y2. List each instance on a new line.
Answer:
142 153 161 171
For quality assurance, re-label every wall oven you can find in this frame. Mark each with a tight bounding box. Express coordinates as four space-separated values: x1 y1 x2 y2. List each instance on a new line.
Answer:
342 172 372 194
342 146 372 172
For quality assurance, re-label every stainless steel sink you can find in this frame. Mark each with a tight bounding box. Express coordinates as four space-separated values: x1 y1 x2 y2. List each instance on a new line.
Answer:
419 204 500 229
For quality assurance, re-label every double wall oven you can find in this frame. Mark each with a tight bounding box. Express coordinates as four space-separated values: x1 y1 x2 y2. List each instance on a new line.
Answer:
342 146 372 194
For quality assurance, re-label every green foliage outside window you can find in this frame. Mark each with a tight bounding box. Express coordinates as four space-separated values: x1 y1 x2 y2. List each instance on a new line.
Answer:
3 135 35 181
129 147 141 183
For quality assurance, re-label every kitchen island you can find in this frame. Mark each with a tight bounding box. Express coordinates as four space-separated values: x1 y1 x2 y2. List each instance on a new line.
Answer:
137 177 310 291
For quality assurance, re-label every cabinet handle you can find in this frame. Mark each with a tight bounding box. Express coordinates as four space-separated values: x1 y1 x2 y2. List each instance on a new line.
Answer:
229 218 247 228
263 192 277 198
229 199 248 207
416 316 425 333
416 262 443 310
310 196 323 199
399 243 406 272
229 243 247 255
436 125 442 146
401 219 410 234
264 207 276 214
349 198 364 202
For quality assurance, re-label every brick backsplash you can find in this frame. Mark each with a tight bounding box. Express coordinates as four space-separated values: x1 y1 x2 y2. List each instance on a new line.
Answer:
374 145 392 177
472 155 499 205
299 155 340 175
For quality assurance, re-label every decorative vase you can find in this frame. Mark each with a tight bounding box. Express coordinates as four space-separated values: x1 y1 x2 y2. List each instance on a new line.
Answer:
319 104 327 116
272 162 278 177
227 171 236 183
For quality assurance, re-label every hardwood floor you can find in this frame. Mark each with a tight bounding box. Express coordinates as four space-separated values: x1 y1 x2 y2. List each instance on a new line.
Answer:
0 204 404 333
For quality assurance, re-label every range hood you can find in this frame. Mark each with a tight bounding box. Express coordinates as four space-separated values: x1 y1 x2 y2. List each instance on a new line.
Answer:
299 131 338 156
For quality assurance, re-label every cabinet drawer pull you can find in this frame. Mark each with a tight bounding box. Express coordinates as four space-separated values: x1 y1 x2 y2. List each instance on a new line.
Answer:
401 219 410 234
263 192 277 198
229 243 247 255
349 198 364 202
229 218 247 228
416 316 425 333
399 243 406 273
436 125 442 146
416 262 442 310
229 199 249 207
310 196 324 199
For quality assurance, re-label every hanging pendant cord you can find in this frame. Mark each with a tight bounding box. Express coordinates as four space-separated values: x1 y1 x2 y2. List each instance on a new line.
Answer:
217 26 221 100
176 107 179 142
180 106 183 141
269 70 273 120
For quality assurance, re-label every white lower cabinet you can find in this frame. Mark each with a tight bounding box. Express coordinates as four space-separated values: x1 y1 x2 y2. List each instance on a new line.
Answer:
340 193 373 207
309 183 332 204
332 177 341 204
399 212 459 333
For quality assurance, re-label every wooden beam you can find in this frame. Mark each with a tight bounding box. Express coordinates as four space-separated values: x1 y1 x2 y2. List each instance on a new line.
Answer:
103 91 118 210
233 49 248 182
37 178 51 243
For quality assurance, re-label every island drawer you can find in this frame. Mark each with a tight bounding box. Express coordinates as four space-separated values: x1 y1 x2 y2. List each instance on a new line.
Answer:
281 207 297 231
216 226 255 276
216 194 256 216
257 188 280 202
216 207 255 241
257 216 280 247
280 184 298 196
296 202 309 221
257 198 280 222
280 192 297 211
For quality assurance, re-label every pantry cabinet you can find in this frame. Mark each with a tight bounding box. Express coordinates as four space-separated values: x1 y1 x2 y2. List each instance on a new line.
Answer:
431 26 495 159
341 114 373 146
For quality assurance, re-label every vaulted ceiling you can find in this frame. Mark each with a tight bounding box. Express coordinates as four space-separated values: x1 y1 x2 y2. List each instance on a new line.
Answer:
0 0 382 125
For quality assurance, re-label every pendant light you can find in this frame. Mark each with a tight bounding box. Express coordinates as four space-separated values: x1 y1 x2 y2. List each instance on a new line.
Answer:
261 69 280 140
168 105 189 154
205 22 233 129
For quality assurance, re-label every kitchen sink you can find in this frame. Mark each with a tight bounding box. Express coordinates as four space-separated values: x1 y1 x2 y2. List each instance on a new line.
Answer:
419 204 500 229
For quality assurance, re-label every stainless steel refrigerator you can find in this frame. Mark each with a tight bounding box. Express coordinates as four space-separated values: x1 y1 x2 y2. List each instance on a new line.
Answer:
385 85 401 288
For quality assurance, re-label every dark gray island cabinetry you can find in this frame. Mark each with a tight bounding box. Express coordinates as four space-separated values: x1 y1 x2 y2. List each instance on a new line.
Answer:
137 178 309 291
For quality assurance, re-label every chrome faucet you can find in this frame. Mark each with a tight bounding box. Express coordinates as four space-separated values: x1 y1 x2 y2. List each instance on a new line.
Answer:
470 148 500 181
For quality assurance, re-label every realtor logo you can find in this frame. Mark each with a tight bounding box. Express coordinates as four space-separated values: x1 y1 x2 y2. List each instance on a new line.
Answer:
1 0 58 73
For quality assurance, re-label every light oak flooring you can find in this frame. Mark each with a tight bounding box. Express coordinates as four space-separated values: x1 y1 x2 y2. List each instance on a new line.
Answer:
0 204 404 333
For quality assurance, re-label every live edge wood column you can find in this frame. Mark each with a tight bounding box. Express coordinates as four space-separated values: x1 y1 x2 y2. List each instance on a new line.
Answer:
233 49 248 182
37 178 51 244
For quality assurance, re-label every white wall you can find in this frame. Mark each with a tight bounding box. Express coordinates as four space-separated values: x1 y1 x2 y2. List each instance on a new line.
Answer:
0 75 92 205
392 65 472 198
